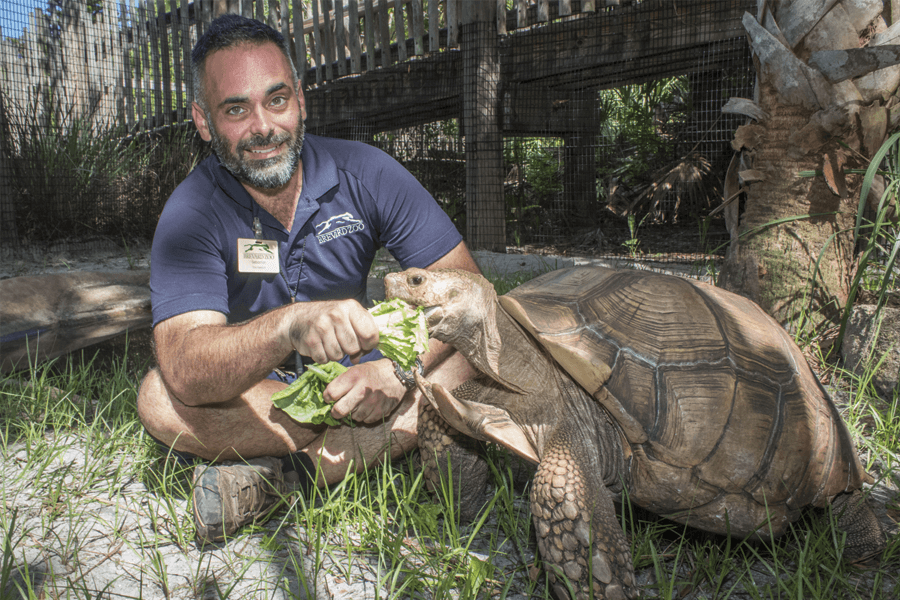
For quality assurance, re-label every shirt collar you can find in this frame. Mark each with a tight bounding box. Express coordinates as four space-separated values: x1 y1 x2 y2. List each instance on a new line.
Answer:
298 134 339 202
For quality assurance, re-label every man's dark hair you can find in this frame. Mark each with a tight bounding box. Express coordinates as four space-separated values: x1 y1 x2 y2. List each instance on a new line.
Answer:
191 14 298 109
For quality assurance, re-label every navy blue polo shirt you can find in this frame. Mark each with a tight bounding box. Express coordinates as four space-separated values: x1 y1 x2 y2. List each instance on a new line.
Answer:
150 134 462 335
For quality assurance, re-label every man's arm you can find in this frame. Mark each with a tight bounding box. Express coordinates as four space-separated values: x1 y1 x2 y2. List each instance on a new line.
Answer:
154 299 379 407
425 240 481 272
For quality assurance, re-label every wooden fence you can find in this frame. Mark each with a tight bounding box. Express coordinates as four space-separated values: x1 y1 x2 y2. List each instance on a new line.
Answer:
0 0 613 135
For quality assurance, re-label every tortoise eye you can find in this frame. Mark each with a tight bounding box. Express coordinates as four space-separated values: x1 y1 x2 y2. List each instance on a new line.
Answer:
409 274 424 286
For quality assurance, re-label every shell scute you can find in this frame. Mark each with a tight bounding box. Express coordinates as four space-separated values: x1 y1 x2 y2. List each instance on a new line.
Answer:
751 377 850 508
692 373 778 493
604 353 657 435
627 445 721 511
692 280 801 383
651 365 737 469
578 271 727 366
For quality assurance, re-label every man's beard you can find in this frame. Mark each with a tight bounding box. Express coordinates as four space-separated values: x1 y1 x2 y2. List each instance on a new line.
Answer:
208 115 305 189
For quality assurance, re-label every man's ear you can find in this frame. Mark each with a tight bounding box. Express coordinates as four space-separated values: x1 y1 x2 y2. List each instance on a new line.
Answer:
191 102 212 142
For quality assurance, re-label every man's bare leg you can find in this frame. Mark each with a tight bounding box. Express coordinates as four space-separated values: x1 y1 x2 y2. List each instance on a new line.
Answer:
139 352 474 542
137 351 474 485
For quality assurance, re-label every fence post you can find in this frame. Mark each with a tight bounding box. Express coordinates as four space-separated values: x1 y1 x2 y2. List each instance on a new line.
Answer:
211 0 230 17
157 0 172 126
461 1 505 252
564 88 599 223
120 1 134 130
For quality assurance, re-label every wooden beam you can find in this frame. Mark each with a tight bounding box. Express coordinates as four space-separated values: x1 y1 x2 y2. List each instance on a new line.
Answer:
0 271 152 373
501 1 746 89
462 4 505 252
305 51 460 131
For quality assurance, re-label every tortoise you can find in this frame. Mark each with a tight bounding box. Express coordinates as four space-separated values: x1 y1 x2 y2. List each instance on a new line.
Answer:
383 266 886 600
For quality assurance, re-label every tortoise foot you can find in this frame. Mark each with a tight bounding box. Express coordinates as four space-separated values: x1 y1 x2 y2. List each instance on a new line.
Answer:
418 399 489 523
833 489 887 564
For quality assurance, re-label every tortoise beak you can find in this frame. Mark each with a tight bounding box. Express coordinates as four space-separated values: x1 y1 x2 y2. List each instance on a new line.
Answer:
422 306 441 327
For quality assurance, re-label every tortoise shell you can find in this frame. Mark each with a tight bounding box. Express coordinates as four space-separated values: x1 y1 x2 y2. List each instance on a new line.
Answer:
499 267 866 537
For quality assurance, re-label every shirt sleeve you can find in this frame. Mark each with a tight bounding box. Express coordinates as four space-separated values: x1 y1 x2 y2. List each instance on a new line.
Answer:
363 148 463 269
149 177 231 326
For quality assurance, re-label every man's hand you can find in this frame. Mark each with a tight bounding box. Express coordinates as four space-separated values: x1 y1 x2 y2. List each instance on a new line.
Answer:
323 359 409 423
286 299 379 365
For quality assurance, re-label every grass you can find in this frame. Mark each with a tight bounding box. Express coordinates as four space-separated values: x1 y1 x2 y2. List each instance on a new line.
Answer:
1 270 898 600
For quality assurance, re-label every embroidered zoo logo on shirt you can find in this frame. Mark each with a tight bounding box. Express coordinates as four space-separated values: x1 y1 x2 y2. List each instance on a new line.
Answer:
315 212 366 244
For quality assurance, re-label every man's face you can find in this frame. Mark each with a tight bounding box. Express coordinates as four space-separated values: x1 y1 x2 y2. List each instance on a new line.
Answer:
192 42 307 190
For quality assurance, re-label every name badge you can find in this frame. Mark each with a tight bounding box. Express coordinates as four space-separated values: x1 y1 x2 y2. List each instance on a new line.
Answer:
237 238 280 273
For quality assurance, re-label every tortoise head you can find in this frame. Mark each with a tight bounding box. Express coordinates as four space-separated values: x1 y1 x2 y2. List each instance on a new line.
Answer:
384 268 504 382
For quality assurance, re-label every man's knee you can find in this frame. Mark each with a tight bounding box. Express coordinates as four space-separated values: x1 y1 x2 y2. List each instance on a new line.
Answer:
137 368 180 445
427 350 475 389
137 368 162 421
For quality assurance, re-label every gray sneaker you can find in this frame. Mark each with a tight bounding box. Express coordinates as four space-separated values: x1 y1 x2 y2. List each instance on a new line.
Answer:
192 456 286 543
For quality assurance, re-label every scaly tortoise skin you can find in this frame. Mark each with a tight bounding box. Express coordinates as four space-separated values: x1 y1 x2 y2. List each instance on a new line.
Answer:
384 266 885 600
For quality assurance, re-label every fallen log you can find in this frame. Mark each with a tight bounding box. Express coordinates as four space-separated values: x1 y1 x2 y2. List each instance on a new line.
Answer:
0 269 151 372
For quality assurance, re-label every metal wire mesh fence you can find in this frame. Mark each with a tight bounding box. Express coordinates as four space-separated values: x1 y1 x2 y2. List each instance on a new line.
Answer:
0 0 755 256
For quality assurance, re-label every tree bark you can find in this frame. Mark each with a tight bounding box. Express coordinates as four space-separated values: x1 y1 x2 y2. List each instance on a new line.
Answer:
718 104 859 326
719 0 900 330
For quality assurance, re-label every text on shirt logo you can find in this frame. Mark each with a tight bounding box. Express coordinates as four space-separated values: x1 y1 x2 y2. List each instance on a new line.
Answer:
315 212 366 244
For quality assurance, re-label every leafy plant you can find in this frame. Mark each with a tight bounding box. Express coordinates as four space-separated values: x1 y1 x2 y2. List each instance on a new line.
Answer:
272 362 351 426
3 91 150 240
504 137 558 243
622 213 647 257
597 77 689 196
832 132 900 351
369 297 430 368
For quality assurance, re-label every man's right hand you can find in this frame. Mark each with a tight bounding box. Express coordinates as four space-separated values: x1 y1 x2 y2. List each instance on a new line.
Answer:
284 299 379 365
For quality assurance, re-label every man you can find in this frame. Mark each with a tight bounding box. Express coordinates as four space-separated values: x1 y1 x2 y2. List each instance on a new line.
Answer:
137 14 479 543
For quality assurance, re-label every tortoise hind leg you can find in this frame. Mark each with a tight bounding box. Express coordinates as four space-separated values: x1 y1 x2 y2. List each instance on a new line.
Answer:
418 398 489 523
532 432 639 600
831 489 886 564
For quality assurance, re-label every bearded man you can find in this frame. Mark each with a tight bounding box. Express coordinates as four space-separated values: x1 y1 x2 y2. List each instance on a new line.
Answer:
137 14 479 543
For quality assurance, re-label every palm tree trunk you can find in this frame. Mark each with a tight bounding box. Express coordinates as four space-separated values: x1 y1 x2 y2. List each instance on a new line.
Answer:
719 104 859 327
718 0 900 331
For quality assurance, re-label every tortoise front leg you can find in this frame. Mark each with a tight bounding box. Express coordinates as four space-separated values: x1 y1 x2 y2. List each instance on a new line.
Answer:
418 394 490 523
532 432 639 600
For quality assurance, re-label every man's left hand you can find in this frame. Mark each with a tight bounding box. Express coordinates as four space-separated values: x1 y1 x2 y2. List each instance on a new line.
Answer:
323 359 410 423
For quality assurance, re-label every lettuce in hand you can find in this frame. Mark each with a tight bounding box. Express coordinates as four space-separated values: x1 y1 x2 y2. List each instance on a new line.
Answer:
369 298 429 369
273 299 429 426
271 362 349 427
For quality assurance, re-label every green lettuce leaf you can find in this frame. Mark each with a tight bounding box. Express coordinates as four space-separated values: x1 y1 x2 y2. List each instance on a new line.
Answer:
369 298 429 369
271 362 349 427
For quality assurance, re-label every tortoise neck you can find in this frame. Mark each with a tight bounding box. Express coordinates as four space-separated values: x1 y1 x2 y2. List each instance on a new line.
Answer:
490 304 553 393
